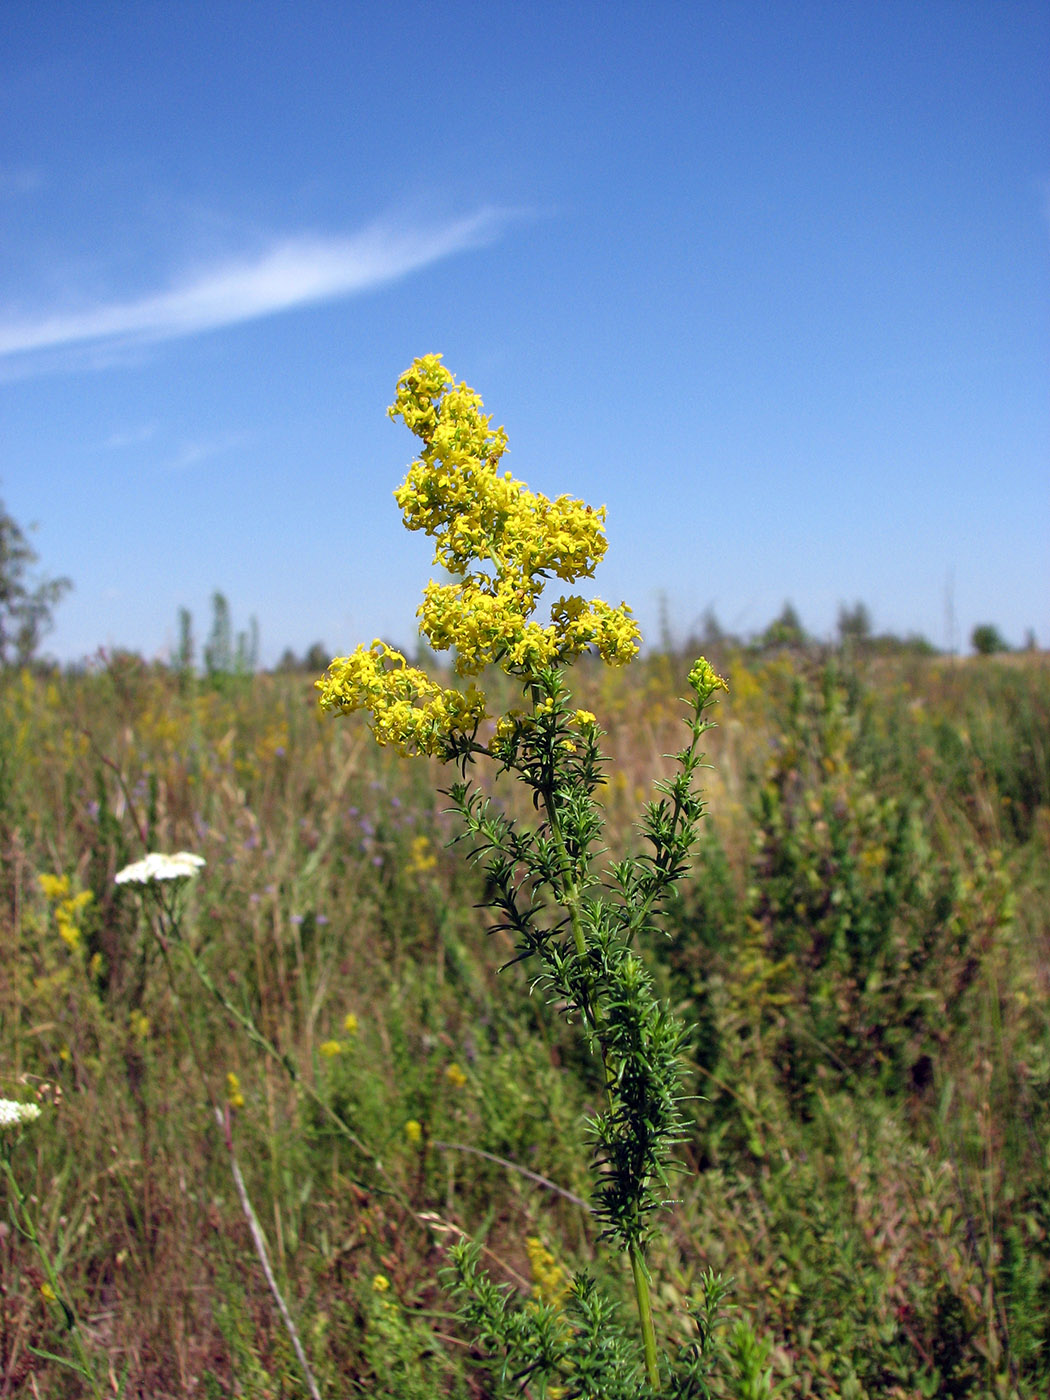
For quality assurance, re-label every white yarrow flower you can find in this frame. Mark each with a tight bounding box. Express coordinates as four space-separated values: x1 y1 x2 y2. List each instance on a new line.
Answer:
115 851 206 885
0 1098 42 1130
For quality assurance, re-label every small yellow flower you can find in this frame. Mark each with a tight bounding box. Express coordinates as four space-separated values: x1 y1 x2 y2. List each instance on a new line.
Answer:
38 873 70 901
372 1274 390 1293
404 1119 422 1144
56 915 81 952
226 1072 245 1109
444 1062 468 1090
526 1235 571 1308
39 1282 57 1304
407 834 438 874
574 709 597 727
40 876 93 954
128 1010 150 1042
342 1013 359 1037
319 1039 343 1058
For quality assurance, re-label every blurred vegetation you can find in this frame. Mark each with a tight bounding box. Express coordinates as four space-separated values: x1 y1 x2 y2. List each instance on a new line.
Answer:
1 641 1048 1396
0 496 71 668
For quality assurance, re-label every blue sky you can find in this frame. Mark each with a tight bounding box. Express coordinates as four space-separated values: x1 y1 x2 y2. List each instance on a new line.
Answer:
1 1 1047 665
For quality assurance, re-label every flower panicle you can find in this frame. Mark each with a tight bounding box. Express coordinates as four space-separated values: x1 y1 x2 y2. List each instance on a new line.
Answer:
316 640 486 758
319 357 640 753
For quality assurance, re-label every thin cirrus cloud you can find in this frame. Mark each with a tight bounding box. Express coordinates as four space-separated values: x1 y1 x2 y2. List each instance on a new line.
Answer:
0 207 510 363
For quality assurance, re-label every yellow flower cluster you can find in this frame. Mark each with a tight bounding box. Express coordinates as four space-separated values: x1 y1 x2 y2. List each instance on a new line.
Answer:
128 1010 150 1042
392 355 639 675
38 873 93 953
444 1061 468 1090
316 640 486 757
406 834 438 874
318 357 639 755
687 656 730 702
525 1235 571 1309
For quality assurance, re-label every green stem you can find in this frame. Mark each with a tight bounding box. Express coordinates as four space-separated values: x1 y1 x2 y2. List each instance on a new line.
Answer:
543 785 662 1392
1 1154 104 1398
631 1242 661 1391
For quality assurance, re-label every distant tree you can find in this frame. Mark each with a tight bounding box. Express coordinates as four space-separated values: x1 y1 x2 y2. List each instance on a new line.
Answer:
837 601 872 647
175 606 195 673
203 592 233 676
234 615 259 674
303 641 330 673
696 607 728 648
656 591 675 655
276 641 330 674
201 591 259 678
971 624 1010 656
0 498 72 666
761 601 807 650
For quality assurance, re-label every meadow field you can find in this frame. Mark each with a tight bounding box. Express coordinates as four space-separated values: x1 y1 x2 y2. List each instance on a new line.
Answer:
1 644 1048 1397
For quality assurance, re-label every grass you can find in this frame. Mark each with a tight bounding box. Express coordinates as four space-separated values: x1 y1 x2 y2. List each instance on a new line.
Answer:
1 645 1048 1397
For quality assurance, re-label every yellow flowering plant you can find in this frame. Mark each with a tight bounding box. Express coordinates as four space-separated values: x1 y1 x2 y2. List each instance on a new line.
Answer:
316 353 639 756
320 357 731 1396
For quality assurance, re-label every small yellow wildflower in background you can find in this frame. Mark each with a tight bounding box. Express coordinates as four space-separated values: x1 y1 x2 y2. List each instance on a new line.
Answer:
38 873 70 902
38 874 93 953
342 1013 359 1037
319 1039 343 1058
404 1119 422 1144
317 355 640 757
128 1010 150 1042
525 1236 571 1309
39 1282 57 1304
407 834 438 875
444 1062 468 1090
226 1072 245 1109
372 1274 391 1293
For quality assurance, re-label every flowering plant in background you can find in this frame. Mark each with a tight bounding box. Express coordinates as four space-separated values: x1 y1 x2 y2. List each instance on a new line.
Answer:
0 1097 42 1131
113 849 326 1400
319 356 732 1395
114 851 206 884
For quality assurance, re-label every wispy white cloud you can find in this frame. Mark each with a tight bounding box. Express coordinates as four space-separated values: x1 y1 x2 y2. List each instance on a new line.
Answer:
168 432 251 471
101 423 159 450
0 208 509 361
